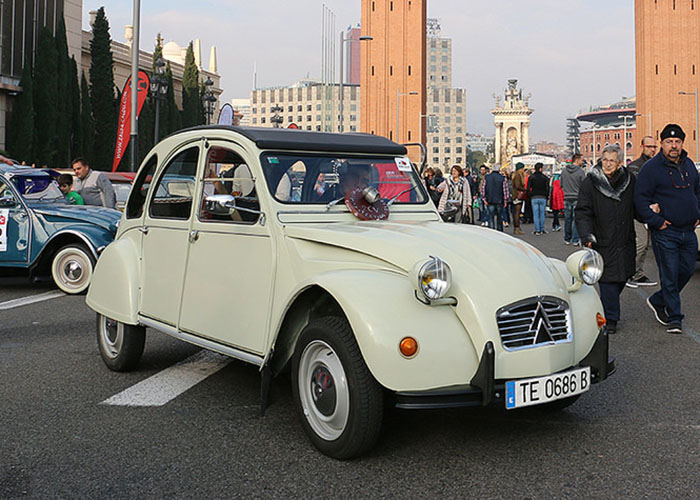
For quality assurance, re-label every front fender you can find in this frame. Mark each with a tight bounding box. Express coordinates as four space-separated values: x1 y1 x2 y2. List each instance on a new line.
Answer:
34 224 114 264
86 236 140 325
314 269 479 392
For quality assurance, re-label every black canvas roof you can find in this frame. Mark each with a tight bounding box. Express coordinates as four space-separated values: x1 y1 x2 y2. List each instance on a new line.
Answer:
174 125 407 155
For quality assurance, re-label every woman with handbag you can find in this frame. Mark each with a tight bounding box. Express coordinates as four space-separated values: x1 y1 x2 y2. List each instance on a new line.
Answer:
511 162 527 235
437 165 472 223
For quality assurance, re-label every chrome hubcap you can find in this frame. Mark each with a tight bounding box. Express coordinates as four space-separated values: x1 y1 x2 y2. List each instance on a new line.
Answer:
64 260 83 281
100 316 123 359
298 340 349 441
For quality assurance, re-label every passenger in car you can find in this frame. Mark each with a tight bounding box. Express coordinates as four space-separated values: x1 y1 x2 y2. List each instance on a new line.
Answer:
319 164 371 202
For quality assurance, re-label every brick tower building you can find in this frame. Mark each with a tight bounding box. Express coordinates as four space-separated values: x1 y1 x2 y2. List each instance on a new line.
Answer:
636 0 700 158
361 0 426 160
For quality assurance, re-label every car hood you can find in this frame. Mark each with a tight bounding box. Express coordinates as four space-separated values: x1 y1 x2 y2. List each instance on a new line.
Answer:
30 203 122 232
284 221 569 305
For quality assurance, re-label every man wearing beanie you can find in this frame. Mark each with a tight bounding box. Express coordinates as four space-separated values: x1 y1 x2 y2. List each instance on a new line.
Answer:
634 124 700 334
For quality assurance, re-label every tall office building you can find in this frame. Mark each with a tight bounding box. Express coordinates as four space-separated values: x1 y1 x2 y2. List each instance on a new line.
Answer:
345 25 361 85
426 20 467 170
361 0 426 160
636 0 700 156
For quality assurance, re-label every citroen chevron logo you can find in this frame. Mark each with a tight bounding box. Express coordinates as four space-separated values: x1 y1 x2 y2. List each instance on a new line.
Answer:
531 303 554 344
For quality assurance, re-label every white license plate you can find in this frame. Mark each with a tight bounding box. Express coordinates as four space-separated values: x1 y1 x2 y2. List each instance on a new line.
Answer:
505 366 591 410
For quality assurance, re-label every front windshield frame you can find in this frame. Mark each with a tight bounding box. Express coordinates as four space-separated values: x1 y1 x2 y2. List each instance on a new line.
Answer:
9 174 66 202
259 152 430 206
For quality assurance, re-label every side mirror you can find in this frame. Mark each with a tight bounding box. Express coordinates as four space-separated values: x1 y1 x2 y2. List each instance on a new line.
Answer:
204 194 236 215
0 194 17 208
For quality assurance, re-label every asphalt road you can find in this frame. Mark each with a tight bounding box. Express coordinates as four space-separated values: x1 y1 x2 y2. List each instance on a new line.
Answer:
1 225 699 499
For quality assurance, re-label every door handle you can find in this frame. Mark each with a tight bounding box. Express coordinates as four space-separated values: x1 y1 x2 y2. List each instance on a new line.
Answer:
188 230 199 243
138 226 149 234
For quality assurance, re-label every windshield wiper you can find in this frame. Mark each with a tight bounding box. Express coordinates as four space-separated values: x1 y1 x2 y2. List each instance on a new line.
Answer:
387 185 418 206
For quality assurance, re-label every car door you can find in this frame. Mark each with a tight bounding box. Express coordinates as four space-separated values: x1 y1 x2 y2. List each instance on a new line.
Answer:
0 177 30 265
139 144 201 325
178 141 275 355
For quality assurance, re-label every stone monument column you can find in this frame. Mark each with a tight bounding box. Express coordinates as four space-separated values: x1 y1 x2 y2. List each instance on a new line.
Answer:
522 123 530 154
494 123 501 164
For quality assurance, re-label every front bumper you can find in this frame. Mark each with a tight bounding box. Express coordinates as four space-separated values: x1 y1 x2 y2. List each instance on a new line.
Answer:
394 327 615 410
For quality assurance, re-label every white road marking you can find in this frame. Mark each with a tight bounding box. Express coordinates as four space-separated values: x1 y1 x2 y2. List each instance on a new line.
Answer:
101 350 232 407
0 290 66 310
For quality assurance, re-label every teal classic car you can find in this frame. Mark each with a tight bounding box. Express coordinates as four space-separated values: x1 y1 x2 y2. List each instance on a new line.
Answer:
0 165 121 294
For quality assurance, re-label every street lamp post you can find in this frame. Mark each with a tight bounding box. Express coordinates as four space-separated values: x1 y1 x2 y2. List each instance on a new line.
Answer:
396 89 418 143
202 77 217 125
338 32 372 133
130 0 141 172
618 114 633 165
149 56 168 144
679 89 700 161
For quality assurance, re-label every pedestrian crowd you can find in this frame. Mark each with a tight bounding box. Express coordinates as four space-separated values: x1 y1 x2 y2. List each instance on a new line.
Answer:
423 122 700 336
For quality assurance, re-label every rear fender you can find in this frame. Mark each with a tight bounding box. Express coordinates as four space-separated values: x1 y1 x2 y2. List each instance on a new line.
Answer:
86 236 140 325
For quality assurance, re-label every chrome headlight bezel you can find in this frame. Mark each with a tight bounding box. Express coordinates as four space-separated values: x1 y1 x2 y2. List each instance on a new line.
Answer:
566 249 604 285
414 256 452 302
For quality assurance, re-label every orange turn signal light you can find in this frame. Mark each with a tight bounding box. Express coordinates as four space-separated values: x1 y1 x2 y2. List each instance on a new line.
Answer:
596 313 607 329
399 337 418 358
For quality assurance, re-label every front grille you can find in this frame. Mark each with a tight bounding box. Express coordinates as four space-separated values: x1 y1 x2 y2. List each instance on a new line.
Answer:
496 296 571 351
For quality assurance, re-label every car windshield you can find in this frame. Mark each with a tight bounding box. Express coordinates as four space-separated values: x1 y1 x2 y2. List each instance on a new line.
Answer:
10 174 65 201
260 153 428 205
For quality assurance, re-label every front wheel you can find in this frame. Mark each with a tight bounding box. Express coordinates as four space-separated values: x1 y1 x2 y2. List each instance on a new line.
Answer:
50 244 95 294
96 314 146 372
292 316 383 460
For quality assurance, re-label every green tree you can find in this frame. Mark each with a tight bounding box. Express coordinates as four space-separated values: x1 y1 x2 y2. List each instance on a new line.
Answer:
80 72 94 163
33 27 58 167
181 41 202 128
69 56 82 160
138 98 154 164
7 63 35 163
163 62 181 136
467 149 488 173
54 18 71 167
89 7 116 170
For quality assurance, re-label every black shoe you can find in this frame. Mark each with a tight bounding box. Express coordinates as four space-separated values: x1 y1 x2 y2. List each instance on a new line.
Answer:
646 297 670 326
666 323 683 334
634 276 658 287
625 280 639 289
606 320 618 334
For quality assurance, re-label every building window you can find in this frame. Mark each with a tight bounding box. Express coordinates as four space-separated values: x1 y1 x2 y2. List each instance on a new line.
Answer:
390 65 393 76
261 107 266 113
456 107 462 113
433 147 439 154
456 117 462 123
252 107 257 113
252 118 257 124
261 117 266 123
288 116 293 122
433 137 439 143
456 158 462 163
433 158 440 163
430 65 436 72
350 125 357 131
297 105 302 112
288 105 293 112
442 40 448 49
408 65 411 76
456 147 462 154
298 116 302 121
316 115 321 121
674 64 677 75
430 40 436 48
307 104 312 111
445 137 451 143
441 56 447 62
444 106 451 113
350 104 357 111
456 136 462 143
444 147 451 153
371 66 375 76
307 115 311 121
444 127 450 133
350 115 357 121
433 106 439 113
430 55 436 62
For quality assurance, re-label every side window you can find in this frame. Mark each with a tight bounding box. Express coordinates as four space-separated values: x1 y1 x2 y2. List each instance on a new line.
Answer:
126 154 158 219
148 147 199 220
199 147 260 224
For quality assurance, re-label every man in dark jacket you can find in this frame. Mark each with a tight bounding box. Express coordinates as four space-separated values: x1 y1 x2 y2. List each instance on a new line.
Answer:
626 136 659 288
480 163 510 231
635 124 700 335
560 154 586 245
576 144 636 334
526 162 549 234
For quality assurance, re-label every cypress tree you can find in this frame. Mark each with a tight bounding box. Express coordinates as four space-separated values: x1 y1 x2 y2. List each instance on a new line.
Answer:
55 18 71 167
33 27 58 167
7 63 35 163
69 56 82 159
138 99 154 163
181 42 201 128
164 62 181 136
80 72 94 163
89 7 116 171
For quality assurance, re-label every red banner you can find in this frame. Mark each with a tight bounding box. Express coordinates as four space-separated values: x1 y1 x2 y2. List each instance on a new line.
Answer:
112 71 150 172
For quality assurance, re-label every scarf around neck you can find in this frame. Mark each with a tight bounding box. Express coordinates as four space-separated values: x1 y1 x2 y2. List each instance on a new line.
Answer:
589 165 630 201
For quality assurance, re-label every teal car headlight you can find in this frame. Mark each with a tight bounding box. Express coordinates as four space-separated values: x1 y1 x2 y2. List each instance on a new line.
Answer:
414 257 452 301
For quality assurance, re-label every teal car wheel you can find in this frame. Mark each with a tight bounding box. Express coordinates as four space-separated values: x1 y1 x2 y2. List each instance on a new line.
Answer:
50 244 95 294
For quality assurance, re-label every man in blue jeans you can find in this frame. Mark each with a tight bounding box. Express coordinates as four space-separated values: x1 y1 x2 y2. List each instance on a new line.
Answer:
561 153 586 244
526 162 549 234
480 163 510 231
634 124 700 334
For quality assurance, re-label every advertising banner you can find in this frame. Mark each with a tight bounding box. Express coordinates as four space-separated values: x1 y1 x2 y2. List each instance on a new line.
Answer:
112 71 150 172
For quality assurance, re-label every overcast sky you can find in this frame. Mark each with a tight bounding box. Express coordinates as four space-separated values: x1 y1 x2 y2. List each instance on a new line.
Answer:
83 1 635 143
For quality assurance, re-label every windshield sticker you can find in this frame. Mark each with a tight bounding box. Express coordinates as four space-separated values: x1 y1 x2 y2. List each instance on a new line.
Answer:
0 209 8 252
268 157 279 164
395 157 412 172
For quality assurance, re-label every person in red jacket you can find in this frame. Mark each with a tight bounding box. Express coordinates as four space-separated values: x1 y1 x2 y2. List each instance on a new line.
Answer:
550 172 565 232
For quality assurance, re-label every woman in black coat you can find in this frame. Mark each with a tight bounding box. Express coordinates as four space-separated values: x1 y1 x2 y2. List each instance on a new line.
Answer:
575 144 636 334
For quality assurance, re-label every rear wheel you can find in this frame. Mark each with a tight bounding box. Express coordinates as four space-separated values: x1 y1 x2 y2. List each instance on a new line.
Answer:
292 316 383 459
96 314 146 372
50 244 95 294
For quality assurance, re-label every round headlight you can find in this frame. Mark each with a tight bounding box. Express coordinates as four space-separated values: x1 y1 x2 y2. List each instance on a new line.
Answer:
580 249 604 285
416 257 452 301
